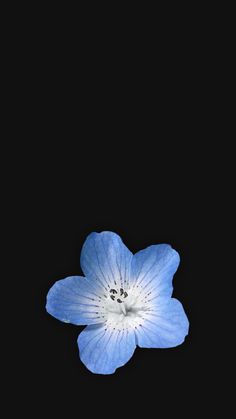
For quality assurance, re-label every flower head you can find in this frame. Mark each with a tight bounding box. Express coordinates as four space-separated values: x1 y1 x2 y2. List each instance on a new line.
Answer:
46 231 189 374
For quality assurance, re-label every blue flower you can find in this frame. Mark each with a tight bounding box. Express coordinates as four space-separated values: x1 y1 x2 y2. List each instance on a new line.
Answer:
46 231 189 374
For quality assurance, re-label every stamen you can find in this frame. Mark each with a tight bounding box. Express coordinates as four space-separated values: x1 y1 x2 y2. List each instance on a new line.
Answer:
110 289 117 294
120 303 126 315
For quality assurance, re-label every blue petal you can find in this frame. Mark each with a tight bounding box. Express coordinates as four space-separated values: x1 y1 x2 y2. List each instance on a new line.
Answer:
136 297 189 348
78 324 136 374
80 231 133 290
46 276 106 325
130 244 180 297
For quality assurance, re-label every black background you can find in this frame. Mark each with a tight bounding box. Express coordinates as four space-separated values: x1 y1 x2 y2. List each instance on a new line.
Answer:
6 12 229 416
15 134 219 415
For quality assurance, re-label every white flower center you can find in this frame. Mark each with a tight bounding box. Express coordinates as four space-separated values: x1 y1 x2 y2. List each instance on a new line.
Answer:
102 286 150 331
108 288 129 314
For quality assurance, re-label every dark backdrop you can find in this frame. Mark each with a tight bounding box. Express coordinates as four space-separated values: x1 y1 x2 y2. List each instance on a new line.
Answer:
8 19 225 413
14 126 218 416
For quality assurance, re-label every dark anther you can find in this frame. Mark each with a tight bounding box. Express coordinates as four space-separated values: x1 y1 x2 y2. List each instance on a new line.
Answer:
110 295 115 300
110 289 117 294
124 292 128 298
117 298 123 303
120 288 124 296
